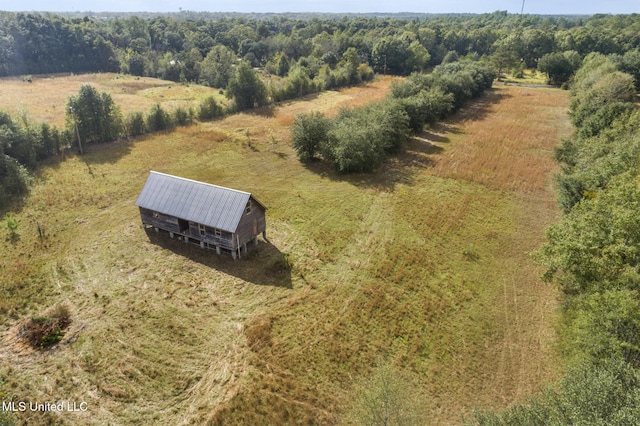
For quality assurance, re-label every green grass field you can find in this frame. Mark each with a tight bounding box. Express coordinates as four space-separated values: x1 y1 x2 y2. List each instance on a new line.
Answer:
0 75 570 424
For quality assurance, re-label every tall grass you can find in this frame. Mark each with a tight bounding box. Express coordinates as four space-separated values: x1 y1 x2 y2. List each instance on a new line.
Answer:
0 81 569 425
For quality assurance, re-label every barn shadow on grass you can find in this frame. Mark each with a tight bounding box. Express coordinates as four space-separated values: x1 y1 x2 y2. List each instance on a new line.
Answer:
144 228 292 288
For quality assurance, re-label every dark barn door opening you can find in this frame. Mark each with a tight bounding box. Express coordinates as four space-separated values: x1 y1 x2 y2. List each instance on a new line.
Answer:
178 219 189 233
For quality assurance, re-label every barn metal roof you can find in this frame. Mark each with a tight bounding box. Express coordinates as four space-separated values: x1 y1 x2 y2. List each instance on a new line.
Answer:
135 171 265 233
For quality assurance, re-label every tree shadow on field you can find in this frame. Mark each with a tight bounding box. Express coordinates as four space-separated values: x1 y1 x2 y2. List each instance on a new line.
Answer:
249 104 277 118
301 88 511 191
143 228 292 288
454 88 512 122
302 158 415 191
82 138 134 165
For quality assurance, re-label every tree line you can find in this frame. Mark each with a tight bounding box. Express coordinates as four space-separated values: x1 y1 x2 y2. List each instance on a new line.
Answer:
471 48 640 426
290 61 495 173
2 11 640 84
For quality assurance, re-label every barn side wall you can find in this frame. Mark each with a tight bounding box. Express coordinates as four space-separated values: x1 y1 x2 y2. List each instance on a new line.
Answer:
139 208 180 233
235 199 266 247
187 222 235 251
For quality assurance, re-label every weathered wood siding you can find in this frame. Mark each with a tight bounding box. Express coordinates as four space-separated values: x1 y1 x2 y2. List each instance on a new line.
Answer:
187 222 235 250
139 197 265 254
235 198 267 247
139 208 180 233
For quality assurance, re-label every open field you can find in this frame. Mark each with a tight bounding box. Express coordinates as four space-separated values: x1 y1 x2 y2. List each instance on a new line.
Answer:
0 75 570 424
0 73 225 128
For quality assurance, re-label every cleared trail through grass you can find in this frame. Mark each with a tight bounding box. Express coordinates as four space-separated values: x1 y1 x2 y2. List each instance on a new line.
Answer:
0 76 570 425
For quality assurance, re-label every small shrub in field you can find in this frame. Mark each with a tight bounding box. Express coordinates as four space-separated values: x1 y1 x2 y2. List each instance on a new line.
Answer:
125 111 147 137
19 304 71 348
146 103 173 132
4 213 18 236
197 96 223 121
173 106 191 126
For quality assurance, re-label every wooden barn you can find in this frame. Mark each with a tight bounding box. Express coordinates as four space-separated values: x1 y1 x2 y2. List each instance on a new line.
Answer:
136 171 267 259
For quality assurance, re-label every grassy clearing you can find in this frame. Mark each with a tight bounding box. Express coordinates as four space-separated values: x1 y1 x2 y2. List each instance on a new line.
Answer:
0 73 224 127
0 76 569 425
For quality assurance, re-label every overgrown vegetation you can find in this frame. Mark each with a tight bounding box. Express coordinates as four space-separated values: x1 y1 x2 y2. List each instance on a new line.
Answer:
2 9 640 425
18 304 71 348
471 36 640 426
291 60 495 172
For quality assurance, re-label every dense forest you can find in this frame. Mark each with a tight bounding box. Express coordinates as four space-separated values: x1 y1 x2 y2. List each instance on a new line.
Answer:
2 11 640 208
2 10 640 424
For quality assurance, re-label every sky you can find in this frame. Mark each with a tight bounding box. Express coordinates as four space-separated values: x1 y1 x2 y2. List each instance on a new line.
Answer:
1 0 638 15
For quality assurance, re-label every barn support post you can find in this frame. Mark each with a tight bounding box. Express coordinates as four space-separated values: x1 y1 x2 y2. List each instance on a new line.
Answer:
216 246 221 255
200 241 205 248
170 232 174 238
154 227 159 233
236 234 241 259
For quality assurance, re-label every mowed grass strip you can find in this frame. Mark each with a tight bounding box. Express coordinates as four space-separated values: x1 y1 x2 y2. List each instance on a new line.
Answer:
0 78 569 425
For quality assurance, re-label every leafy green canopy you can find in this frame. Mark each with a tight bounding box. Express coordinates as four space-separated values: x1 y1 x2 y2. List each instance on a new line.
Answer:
470 360 640 426
225 62 268 111
66 84 123 146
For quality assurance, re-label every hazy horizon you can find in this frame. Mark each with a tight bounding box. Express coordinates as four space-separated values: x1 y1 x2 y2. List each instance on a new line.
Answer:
2 0 638 15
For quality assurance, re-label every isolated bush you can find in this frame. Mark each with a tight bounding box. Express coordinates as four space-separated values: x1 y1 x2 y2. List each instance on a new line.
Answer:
197 96 223 121
290 111 330 161
146 103 173 132
348 362 426 425
19 304 71 348
3 212 18 235
173 106 191 126
125 111 147 137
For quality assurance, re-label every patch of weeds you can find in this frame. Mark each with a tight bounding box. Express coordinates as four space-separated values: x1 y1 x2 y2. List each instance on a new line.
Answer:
268 252 291 276
244 314 273 352
18 304 71 349
462 243 480 261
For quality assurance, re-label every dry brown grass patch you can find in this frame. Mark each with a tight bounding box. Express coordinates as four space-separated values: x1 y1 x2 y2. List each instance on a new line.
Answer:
430 87 572 193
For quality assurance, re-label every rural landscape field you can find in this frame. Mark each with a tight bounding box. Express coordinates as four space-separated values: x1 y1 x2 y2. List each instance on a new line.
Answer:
0 72 569 424
1 8 640 426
